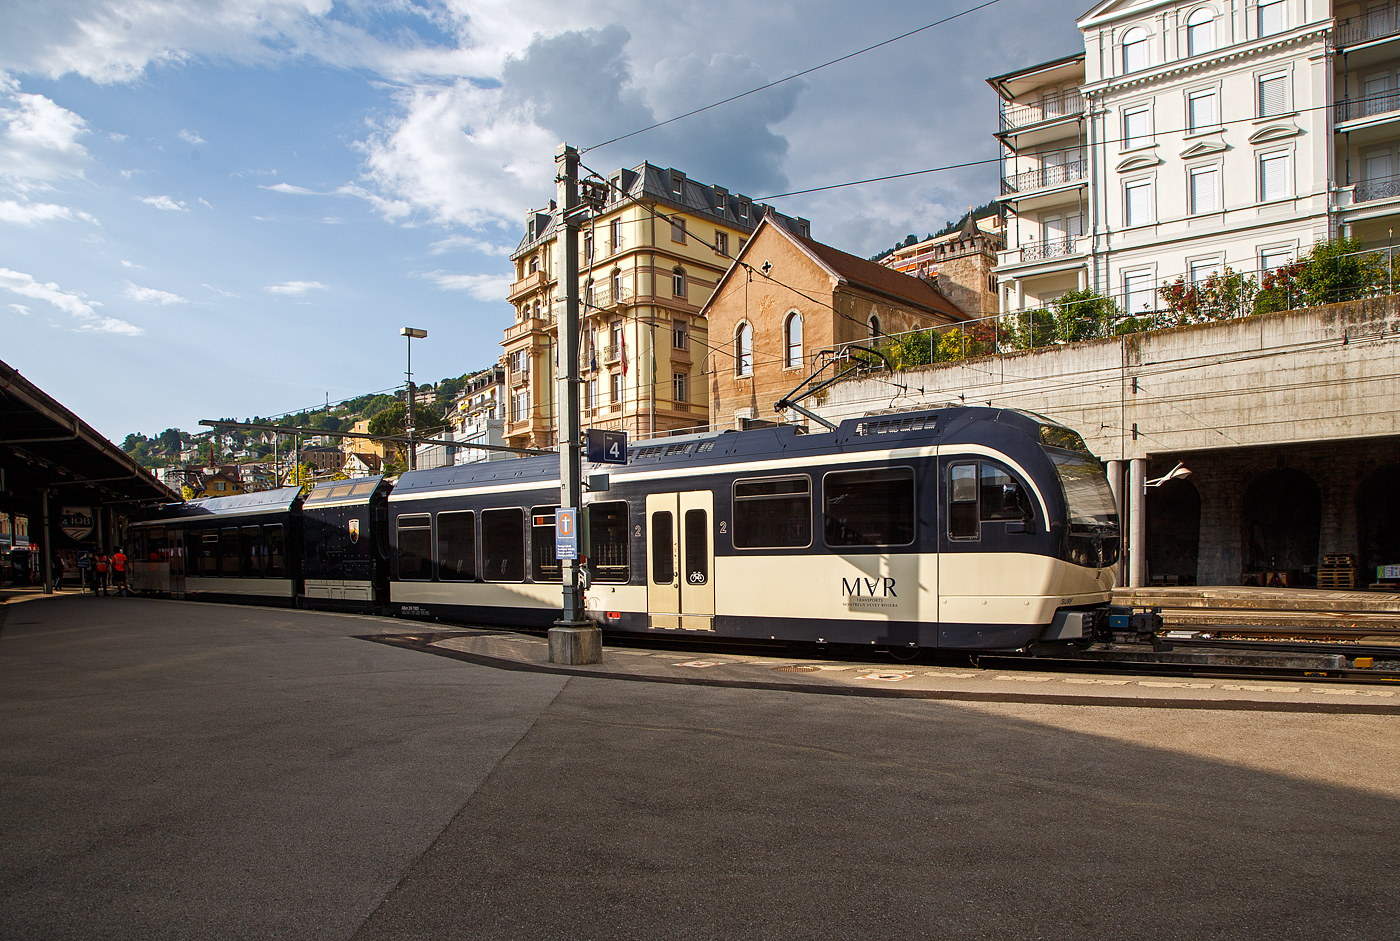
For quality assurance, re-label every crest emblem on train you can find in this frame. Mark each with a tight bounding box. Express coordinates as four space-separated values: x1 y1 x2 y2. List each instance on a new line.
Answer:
349 519 360 544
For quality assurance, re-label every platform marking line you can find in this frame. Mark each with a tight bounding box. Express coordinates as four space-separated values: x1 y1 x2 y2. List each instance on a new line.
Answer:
995 675 1054 682
1219 684 1301 692
1064 678 1132 685
674 660 725 668
924 672 980 678
815 665 857 671
857 671 914 682
1139 681 1215 689
1311 688 1394 697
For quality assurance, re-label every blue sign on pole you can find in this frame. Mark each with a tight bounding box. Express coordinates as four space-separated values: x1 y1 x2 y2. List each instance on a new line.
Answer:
585 428 628 465
555 508 578 560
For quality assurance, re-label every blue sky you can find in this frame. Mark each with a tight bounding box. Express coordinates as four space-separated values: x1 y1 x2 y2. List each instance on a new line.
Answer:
1 0 1083 442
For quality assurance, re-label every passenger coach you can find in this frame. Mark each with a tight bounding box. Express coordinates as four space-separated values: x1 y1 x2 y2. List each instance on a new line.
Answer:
383 407 1121 652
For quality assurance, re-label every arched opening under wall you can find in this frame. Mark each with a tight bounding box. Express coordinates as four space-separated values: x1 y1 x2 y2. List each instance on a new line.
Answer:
1241 468 1321 585
1147 478 1200 585
1356 464 1400 585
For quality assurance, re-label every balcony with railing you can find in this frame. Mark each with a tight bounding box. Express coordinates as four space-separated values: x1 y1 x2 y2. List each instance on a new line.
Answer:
503 316 550 342
1001 154 1088 196
1003 236 1085 267
1354 171 1400 203
1336 87 1400 124
999 91 1083 132
508 270 549 301
1337 2 1400 48
587 283 634 310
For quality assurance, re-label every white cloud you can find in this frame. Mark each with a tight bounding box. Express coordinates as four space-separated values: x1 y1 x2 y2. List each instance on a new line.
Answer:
198 196 212 208
321 216 341 224
124 281 187 304
429 233 513 257
261 182 322 195
0 83 90 193
0 199 97 225
263 280 326 296
0 266 142 335
139 194 186 211
202 283 239 297
9 303 31 315
424 271 511 300
107 131 127 142
178 128 204 145
120 259 141 268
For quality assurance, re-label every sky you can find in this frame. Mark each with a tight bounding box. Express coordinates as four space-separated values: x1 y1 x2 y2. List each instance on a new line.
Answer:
0 0 1085 443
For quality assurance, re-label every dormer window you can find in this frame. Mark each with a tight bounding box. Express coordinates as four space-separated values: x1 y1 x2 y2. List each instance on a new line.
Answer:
1122 27 1149 73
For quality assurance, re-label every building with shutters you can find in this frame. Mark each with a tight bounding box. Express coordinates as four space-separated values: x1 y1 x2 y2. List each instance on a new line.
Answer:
502 162 810 451
989 0 1400 319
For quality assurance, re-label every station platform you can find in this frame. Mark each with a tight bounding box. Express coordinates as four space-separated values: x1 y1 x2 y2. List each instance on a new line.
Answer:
1113 585 1400 638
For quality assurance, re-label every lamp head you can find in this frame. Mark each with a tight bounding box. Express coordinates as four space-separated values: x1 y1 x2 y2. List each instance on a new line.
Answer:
400 327 428 339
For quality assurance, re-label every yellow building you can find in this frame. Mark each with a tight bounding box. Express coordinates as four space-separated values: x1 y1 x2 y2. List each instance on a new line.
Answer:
503 163 811 450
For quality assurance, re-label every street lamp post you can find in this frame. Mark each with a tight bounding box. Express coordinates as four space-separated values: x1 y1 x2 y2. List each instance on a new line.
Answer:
400 327 427 470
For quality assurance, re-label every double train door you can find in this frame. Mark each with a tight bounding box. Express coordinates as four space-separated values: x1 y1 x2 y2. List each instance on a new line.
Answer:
645 491 715 631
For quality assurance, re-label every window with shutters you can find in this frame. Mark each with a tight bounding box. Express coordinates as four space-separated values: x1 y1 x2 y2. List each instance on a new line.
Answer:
1258 0 1285 36
1259 151 1291 201
1187 89 1218 132
1258 73 1288 117
670 215 686 243
1186 8 1215 56
1122 26 1149 73
672 267 686 297
1261 247 1295 272
673 371 688 405
1124 179 1153 227
609 218 622 253
1188 165 1220 214
1189 258 1222 283
1124 270 1156 316
1123 106 1151 149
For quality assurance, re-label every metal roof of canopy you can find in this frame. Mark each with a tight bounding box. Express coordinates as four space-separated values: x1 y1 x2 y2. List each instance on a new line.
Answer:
0 357 180 511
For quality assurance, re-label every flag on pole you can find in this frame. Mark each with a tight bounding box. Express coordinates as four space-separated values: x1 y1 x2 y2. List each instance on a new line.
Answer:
621 333 627 376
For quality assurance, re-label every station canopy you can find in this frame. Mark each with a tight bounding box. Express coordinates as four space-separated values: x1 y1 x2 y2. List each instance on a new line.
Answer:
1 357 179 513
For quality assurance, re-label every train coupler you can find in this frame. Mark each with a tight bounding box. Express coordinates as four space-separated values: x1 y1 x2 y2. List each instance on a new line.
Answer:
1106 605 1165 646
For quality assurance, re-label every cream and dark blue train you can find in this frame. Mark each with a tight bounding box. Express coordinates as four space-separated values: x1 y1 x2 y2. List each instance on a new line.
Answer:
126 407 1120 652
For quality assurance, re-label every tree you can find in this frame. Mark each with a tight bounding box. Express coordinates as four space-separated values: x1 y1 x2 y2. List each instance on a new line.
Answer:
1050 288 1119 342
1158 269 1256 326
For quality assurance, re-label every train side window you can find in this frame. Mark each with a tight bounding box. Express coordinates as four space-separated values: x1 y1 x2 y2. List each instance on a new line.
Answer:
220 527 240 574
980 464 1028 522
240 525 263 577
733 476 811 548
531 505 562 583
264 524 285 578
396 514 433 580
437 511 476 581
949 464 978 539
823 467 915 547
482 508 525 582
588 501 631 583
197 530 218 575
651 511 674 584
684 509 708 584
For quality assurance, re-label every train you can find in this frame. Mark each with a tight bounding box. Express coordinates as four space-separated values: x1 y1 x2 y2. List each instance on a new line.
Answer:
124 406 1122 653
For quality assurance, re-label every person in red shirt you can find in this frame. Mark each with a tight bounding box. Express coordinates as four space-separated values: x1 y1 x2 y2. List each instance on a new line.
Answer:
94 552 108 596
111 548 128 596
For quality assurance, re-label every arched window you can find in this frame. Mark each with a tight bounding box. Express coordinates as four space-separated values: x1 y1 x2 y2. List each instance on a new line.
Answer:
528 254 539 274
611 268 622 304
736 322 753 377
1186 8 1214 57
672 267 686 297
868 314 881 339
1122 26 1149 73
784 310 803 368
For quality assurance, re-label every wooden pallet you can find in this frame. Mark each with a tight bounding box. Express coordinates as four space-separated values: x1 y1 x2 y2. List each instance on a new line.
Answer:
1318 568 1359 590
1324 554 1357 567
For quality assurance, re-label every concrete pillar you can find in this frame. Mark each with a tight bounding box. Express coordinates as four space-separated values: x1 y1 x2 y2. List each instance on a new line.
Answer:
40 489 52 594
1078 267 1088 292
1129 459 1147 588
1000 281 1011 314
1014 280 1025 312
1107 459 1124 586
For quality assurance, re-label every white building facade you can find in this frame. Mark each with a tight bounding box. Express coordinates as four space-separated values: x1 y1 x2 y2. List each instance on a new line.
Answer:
992 0 1400 317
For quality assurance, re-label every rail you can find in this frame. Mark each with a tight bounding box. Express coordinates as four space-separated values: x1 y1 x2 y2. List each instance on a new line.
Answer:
1353 171 1400 203
1335 87 1400 123
1336 1 1400 47
1001 157 1087 195
999 91 1083 131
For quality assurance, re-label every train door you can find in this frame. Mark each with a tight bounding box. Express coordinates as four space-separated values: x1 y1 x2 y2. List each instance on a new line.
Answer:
644 491 715 630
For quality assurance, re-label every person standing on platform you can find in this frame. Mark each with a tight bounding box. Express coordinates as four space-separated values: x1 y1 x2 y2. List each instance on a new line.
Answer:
94 551 108 596
111 547 128 596
52 554 64 591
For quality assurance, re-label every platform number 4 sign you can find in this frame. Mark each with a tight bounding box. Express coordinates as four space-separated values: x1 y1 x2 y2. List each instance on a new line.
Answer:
585 428 628 465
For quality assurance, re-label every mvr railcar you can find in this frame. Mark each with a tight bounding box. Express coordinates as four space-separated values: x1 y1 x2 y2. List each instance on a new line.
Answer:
124 407 1121 652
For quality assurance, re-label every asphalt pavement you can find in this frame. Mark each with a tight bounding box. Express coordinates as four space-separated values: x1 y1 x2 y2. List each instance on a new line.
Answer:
2 596 1398 940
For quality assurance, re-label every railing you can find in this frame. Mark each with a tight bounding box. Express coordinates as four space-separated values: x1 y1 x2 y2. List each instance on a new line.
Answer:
603 344 621 362
1335 87 1400 123
1017 237 1084 263
999 91 1083 131
508 270 548 299
1354 172 1400 203
588 283 633 310
503 316 550 341
1001 158 1087 195
1336 2 1400 47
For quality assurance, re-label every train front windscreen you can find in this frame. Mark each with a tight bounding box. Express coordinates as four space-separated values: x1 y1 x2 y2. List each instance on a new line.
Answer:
1045 448 1120 567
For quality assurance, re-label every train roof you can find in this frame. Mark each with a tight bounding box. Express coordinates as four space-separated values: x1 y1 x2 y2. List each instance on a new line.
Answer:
389 406 1067 499
129 485 304 526
303 476 385 509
